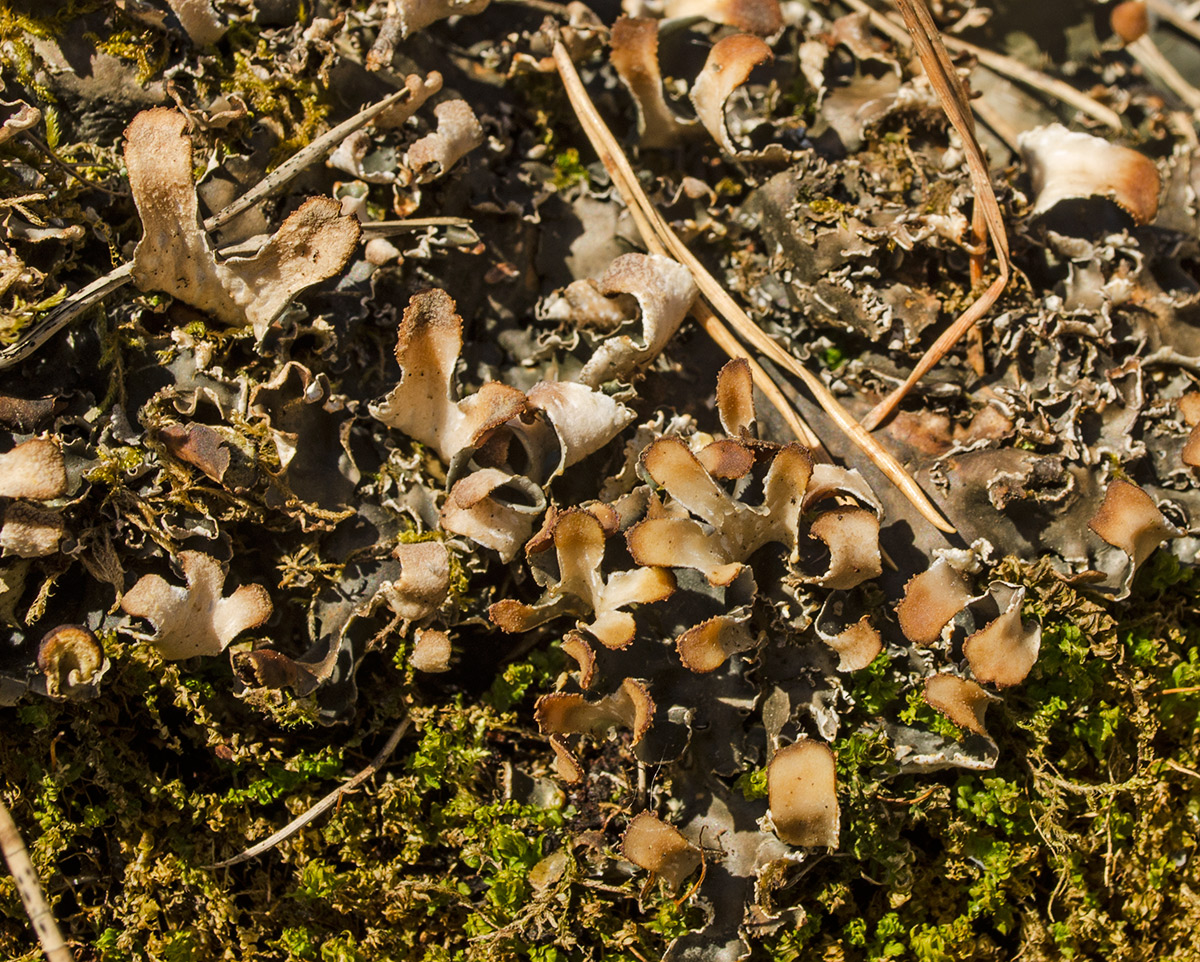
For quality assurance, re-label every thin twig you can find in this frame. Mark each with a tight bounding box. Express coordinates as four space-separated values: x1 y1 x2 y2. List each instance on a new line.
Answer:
858 0 1012 432
1147 0 1200 45
1165 758 1200 779
1128 33 1200 112
0 795 75 962
550 35 957 534
205 715 410 870
839 0 1123 130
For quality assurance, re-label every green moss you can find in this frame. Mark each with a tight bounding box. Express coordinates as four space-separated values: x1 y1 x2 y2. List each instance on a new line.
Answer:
551 148 589 191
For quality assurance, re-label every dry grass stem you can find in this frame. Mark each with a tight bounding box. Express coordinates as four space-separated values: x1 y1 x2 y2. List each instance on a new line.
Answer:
1146 0 1200 45
1128 34 1200 111
550 33 956 534
858 0 1011 433
840 0 1123 131
206 716 411 870
0 797 74 962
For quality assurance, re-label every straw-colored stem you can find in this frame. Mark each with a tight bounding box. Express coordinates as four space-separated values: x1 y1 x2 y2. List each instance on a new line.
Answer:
551 35 957 534
1146 0 1200 45
1129 34 1200 111
839 0 1123 130
0 797 74 962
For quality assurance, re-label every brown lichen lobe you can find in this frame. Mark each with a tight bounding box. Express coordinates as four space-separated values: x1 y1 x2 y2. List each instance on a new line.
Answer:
767 739 839 848
1088 478 1182 572
0 438 66 500
896 558 972 646
621 811 701 891
1019 123 1160 225
121 551 273 660
924 674 992 737
125 108 360 337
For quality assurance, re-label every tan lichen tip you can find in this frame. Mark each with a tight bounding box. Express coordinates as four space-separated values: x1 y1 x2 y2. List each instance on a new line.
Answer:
1019 123 1160 225
962 586 1041 688
767 739 839 848
399 0 492 39
1111 1 1149 44
621 812 701 892
382 541 451 622
676 615 754 673
1 502 65 558
549 735 584 784
822 615 882 673
808 508 882 591
690 33 776 158
0 437 67 500
125 108 361 337
534 678 655 745
440 469 543 564
121 551 273 660
716 358 756 438
1088 478 1182 571
1184 423 1200 469
410 628 452 673
37 625 108 700
405 99 484 184
371 288 526 463
924 674 991 738
896 558 972 646
561 631 597 689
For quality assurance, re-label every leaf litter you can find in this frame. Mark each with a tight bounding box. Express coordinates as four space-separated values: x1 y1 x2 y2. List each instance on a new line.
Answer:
6 1 1200 960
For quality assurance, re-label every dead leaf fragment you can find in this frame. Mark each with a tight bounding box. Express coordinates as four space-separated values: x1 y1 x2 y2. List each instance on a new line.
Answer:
160 422 231 482
121 551 273 660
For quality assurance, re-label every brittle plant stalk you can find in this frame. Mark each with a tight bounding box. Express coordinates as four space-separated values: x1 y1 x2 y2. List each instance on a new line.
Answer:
549 31 957 535
858 0 1012 433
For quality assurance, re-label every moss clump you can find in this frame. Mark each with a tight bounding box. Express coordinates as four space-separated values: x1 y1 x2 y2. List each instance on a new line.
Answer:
755 556 1200 961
